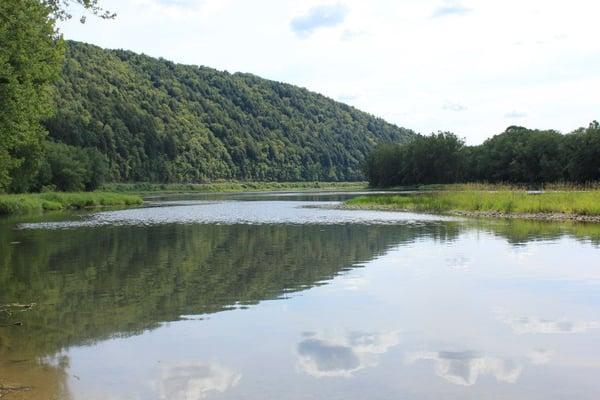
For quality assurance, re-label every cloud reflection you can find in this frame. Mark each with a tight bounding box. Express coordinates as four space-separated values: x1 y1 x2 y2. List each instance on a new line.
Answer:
297 331 400 378
155 363 241 400
495 308 600 334
407 351 522 386
527 348 555 365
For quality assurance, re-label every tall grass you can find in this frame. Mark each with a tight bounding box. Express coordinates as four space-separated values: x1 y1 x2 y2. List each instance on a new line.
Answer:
417 182 600 191
0 192 143 215
346 191 600 216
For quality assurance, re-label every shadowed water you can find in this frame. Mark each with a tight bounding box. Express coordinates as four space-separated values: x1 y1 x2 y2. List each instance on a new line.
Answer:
1 192 599 399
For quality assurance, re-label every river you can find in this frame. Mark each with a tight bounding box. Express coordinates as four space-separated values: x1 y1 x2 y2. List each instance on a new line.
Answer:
1 191 599 399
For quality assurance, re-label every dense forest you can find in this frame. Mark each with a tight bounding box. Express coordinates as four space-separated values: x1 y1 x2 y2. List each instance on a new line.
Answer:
1 0 413 195
365 122 600 187
46 41 414 187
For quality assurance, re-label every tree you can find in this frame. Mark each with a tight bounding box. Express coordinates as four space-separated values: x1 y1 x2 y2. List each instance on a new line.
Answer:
0 0 64 192
364 132 465 187
35 141 108 191
363 123 600 187
0 1 114 193
563 121 600 183
42 0 115 23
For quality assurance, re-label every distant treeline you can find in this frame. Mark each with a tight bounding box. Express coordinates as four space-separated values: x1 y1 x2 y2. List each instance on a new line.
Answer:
365 121 600 187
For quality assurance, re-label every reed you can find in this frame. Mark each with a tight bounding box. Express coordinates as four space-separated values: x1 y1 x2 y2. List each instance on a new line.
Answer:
346 190 600 216
0 192 143 215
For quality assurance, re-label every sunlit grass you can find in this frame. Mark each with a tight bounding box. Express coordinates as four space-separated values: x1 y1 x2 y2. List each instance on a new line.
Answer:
346 190 600 216
417 182 600 191
0 192 143 215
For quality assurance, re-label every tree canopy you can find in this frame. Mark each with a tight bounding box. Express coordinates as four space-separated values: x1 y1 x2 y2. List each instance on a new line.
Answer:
41 41 413 187
0 0 64 192
365 122 600 187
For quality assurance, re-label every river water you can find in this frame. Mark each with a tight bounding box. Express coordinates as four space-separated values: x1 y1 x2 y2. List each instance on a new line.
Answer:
1 192 599 399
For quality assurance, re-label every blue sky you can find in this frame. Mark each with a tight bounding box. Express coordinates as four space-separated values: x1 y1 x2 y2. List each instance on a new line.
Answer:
59 0 600 144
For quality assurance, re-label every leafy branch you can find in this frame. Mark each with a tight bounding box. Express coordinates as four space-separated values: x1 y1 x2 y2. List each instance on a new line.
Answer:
42 0 116 23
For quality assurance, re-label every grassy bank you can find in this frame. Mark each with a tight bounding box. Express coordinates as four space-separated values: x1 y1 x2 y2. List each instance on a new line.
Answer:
101 181 368 194
0 192 143 215
346 190 600 218
417 182 600 191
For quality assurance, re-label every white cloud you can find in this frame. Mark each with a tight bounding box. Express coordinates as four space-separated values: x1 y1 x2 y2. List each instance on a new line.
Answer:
58 0 600 144
505 110 528 119
290 3 348 38
340 29 368 42
442 101 467 112
431 1 471 18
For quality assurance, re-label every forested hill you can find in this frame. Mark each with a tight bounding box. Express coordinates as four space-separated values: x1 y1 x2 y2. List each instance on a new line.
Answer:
45 41 413 183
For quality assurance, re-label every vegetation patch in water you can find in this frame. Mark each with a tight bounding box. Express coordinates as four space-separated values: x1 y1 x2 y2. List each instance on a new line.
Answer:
345 191 600 217
0 192 143 215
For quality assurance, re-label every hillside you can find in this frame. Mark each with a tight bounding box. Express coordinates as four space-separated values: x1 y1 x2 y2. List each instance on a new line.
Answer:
44 41 413 183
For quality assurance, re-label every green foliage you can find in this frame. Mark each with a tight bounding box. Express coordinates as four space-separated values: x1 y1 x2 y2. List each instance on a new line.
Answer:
44 41 413 185
364 132 465 186
35 141 109 191
0 191 142 215
0 0 64 192
346 190 600 216
473 126 565 183
562 121 600 182
365 122 600 187
42 0 116 22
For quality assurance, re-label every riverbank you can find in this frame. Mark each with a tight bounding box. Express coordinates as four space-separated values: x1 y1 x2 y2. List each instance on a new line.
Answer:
0 182 366 216
0 192 143 215
344 191 600 222
101 181 367 194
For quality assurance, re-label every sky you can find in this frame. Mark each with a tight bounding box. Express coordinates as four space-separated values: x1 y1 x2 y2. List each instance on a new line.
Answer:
59 0 600 144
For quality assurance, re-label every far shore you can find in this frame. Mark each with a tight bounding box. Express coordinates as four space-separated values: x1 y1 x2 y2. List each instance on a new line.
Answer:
101 181 368 194
0 181 368 216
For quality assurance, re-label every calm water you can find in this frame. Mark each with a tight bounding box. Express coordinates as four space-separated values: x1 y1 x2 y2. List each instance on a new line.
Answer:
1 192 600 399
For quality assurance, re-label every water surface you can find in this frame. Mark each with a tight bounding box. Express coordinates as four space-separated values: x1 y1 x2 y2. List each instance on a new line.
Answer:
1 192 600 399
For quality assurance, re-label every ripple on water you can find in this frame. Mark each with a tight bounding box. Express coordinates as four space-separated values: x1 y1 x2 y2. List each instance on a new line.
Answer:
18 201 460 230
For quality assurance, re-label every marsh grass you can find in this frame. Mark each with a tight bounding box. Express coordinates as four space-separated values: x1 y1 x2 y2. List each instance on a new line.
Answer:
417 182 600 191
346 191 600 216
0 192 143 215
